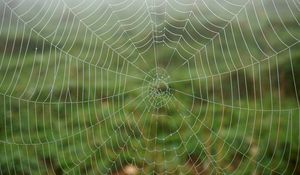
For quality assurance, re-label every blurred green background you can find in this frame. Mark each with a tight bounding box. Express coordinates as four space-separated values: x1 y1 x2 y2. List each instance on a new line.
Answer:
0 0 300 174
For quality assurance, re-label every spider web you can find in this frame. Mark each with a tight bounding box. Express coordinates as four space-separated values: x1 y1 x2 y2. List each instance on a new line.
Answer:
0 0 300 174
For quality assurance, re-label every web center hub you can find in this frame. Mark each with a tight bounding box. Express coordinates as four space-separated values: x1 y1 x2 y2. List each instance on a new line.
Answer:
143 68 172 109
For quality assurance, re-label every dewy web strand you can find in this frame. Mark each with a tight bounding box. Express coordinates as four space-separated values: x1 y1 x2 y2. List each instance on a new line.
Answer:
0 0 299 174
